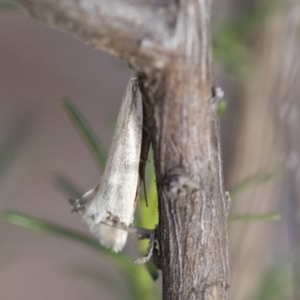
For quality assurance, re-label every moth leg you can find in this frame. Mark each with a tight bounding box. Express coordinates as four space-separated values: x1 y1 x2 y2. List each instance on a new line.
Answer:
133 226 162 268
99 220 158 265
134 229 156 264
75 213 159 265
128 224 153 239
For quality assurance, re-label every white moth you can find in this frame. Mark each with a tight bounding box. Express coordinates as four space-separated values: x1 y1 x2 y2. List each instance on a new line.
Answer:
73 76 143 252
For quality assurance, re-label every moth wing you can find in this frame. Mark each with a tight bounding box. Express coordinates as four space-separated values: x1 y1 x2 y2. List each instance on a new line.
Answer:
82 76 143 252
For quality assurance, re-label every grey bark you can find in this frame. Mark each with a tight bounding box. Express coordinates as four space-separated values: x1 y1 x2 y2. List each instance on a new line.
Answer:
15 0 230 299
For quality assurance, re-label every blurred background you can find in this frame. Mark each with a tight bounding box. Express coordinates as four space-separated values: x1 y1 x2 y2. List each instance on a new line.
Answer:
0 0 299 299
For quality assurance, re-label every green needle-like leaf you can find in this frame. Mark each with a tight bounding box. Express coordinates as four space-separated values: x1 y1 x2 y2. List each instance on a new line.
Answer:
52 172 83 199
61 98 107 171
229 169 280 199
3 210 135 273
136 157 159 282
252 265 293 300
0 0 21 9
229 212 280 223
217 100 227 118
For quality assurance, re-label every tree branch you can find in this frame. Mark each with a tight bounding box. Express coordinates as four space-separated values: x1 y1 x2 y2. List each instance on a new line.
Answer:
14 0 230 298
139 1 230 298
16 0 177 68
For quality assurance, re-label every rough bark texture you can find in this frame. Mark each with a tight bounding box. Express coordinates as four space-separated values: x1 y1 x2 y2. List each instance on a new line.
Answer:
15 0 230 299
142 66 230 299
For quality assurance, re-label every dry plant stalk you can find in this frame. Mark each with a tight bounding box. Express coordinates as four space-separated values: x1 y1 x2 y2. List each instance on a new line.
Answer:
15 0 230 299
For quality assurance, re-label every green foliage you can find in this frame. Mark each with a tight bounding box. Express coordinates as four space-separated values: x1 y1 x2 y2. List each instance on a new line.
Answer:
60 99 160 298
3 211 132 269
52 172 83 199
135 152 159 280
229 169 280 199
229 169 281 223
0 126 28 180
3 210 155 299
213 2 280 78
3 98 281 299
0 2 287 299
251 265 293 300
0 0 21 10
229 212 280 223
4 99 159 300
217 100 227 118
61 99 107 171
2 87 284 300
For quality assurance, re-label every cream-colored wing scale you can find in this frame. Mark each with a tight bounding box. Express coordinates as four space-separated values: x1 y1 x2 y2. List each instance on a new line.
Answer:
73 76 143 252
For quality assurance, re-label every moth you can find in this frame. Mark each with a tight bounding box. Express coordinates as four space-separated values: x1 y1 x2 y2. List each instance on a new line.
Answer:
71 76 147 252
